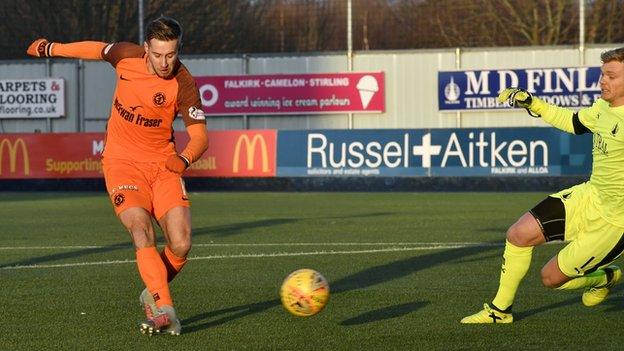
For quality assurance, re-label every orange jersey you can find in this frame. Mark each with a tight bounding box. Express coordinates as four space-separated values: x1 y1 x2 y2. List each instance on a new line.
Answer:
101 42 205 162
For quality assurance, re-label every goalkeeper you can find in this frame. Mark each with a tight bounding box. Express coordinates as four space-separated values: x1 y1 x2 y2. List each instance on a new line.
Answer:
462 47 624 324
27 17 208 335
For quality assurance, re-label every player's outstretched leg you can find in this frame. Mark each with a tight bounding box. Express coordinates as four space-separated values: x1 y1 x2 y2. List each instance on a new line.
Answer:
461 239 532 324
138 305 181 336
139 288 157 319
582 265 621 307
460 303 513 324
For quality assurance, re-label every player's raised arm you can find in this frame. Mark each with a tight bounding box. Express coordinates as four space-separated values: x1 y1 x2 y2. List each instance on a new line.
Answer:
27 38 107 60
497 87 591 135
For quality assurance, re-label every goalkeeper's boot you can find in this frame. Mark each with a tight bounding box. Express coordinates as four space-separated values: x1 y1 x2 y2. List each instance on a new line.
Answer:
139 305 182 336
460 303 513 324
582 265 621 307
139 288 157 319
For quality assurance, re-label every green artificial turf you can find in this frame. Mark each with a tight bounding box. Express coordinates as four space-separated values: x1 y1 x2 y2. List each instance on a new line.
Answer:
1 192 621 350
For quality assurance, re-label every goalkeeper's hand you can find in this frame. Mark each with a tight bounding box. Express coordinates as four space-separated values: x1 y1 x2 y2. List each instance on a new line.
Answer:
165 155 190 174
498 87 543 117
27 38 53 57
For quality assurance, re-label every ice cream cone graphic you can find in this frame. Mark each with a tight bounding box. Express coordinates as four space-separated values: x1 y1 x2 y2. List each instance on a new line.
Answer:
356 75 379 109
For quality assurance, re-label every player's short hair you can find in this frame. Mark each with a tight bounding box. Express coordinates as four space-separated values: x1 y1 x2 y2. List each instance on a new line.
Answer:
601 47 624 63
145 16 183 45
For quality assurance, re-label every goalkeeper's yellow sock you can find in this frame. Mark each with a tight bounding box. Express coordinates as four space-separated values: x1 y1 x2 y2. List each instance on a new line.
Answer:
491 240 533 311
556 270 608 290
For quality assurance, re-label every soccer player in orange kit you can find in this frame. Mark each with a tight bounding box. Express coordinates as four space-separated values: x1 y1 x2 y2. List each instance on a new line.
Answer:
27 16 208 336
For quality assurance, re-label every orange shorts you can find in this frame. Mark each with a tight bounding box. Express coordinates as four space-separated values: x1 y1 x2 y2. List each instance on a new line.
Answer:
102 158 189 220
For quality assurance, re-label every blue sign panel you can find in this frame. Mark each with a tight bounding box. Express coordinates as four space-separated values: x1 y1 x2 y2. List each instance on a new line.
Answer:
276 128 591 177
438 67 602 111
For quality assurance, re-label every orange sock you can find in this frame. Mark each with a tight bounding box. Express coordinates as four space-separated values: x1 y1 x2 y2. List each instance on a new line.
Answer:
136 247 173 308
160 245 188 282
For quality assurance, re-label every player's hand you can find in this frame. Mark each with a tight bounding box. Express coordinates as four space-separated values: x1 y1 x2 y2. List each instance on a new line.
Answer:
165 155 190 174
497 87 533 108
27 38 52 57
498 87 542 117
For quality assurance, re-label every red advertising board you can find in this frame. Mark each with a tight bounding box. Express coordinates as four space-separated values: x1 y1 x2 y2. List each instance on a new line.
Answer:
195 72 385 115
0 130 276 179
179 130 277 178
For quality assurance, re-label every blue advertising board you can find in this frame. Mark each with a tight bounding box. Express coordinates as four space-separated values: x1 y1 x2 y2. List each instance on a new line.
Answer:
438 67 602 111
276 128 591 177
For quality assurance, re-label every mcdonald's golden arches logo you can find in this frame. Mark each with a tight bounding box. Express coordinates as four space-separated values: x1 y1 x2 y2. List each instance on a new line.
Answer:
0 138 30 175
233 134 270 173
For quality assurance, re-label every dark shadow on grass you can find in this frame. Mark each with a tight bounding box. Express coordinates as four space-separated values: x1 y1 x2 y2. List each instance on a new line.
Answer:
511 283 624 321
330 244 499 293
183 300 429 332
1 212 393 269
0 242 132 269
191 219 298 237
339 302 428 326
191 212 393 238
514 296 578 321
453 252 502 264
601 285 624 312
2 218 295 268
183 243 500 333
183 299 281 333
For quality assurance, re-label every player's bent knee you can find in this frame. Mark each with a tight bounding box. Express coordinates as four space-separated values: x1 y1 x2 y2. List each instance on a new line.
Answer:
506 225 531 247
506 214 544 247
169 240 191 258
540 274 559 289
540 267 566 289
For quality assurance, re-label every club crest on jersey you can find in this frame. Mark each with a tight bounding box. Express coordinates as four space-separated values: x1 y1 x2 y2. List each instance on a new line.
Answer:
113 193 125 207
188 106 206 120
153 92 166 106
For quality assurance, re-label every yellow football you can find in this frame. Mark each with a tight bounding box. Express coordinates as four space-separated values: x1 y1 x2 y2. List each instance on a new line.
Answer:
279 268 330 317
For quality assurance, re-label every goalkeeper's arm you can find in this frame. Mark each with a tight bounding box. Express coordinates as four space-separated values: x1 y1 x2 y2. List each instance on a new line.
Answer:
498 88 590 135
27 39 107 60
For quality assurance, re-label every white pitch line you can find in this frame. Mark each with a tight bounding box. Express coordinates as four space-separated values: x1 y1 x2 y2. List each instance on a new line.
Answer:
0 242 498 250
0 243 502 270
196 242 496 247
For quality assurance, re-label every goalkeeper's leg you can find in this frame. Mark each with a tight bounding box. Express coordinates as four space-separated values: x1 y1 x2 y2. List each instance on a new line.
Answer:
552 224 624 307
555 264 621 306
462 196 565 324
461 212 542 324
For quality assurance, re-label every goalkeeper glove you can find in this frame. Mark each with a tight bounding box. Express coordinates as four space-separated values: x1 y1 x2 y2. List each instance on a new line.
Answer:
27 38 53 57
497 87 544 118
165 155 190 174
